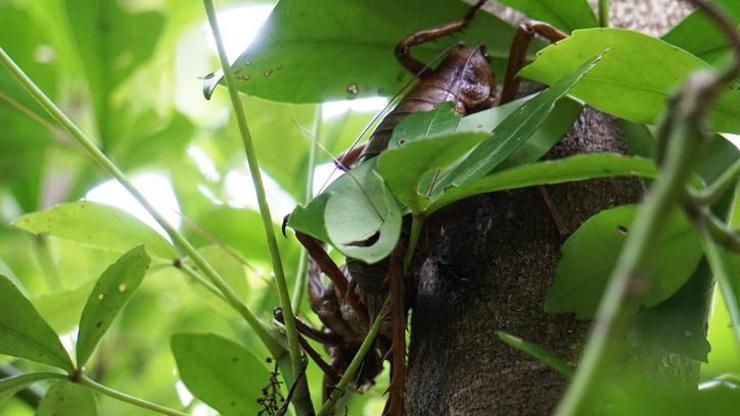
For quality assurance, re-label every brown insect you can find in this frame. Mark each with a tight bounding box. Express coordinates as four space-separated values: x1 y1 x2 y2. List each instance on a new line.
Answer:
283 1 568 414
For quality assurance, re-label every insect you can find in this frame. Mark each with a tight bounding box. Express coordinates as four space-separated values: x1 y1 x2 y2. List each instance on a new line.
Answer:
283 1 568 414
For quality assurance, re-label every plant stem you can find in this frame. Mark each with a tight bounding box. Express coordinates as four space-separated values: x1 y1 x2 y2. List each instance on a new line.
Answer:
404 214 424 271
201 1 310 413
317 297 390 416
700 221 740 348
292 107 321 313
691 158 740 206
176 260 226 301
555 122 704 416
598 0 609 27
77 375 188 416
0 47 281 357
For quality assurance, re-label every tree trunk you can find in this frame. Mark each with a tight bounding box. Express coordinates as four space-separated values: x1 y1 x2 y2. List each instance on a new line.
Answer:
405 2 694 414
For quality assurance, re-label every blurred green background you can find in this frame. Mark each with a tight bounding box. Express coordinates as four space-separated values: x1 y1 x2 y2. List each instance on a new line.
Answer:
0 0 737 415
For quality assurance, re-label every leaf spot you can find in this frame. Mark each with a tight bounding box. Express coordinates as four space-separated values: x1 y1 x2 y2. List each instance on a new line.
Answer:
98 293 105 301
346 83 359 95
118 283 127 293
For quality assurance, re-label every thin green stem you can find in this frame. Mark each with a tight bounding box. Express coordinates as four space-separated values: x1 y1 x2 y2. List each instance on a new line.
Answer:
292 107 321 313
201 1 310 413
77 375 188 416
317 297 390 416
555 123 703 416
0 47 281 357
691 158 740 206
598 0 609 27
404 214 424 271
176 261 227 302
700 224 740 348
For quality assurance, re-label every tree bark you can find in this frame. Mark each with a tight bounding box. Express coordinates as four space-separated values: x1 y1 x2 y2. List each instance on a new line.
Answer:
405 2 694 414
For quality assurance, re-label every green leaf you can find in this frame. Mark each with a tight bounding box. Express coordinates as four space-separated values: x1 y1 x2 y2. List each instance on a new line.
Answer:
494 0 598 32
324 161 402 263
379 132 489 212
662 0 740 66
545 205 704 318
387 102 463 146
620 121 656 159
76 245 151 368
0 257 27 297
0 274 73 371
437 51 604 189
64 0 164 146
13 201 175 259
37 381 99 416
289 160 403 263
428 153 658 214
214 0 540 103
460 96 583 170
171 333 271 416
33 282 96 334
520 28 740 133
0 372 64 404
631 260 713 362
495 331 573 378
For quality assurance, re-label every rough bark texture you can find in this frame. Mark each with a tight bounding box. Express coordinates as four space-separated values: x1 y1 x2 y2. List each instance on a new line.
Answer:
405 2 694 415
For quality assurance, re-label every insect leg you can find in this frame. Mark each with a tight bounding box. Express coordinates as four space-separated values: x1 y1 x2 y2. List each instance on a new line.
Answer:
296 232 370 325
395 0 489 75
500 21 568 104
274 307 342 345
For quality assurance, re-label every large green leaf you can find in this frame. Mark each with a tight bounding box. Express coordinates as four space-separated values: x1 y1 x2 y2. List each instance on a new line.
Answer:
76 245 151 368
520 28 740 133
0 274 73 371
33 282 96 334
13 201 175 259
427 153 657 213
215 0 541 103
0 258 26 297
64 0 164 147
37 381 99 416
662 0 740 66
0 2 58 212
288 160 402 263
436 52 603 189
0 372 65 404
495 0 598 32
171 333 270 416
631 260 714 362
545 205 704 318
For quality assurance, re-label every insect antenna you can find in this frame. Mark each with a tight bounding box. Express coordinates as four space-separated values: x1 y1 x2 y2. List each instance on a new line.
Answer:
291 119 386 223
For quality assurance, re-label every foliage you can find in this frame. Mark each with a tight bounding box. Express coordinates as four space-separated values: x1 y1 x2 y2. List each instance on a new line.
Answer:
0 0 738 415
